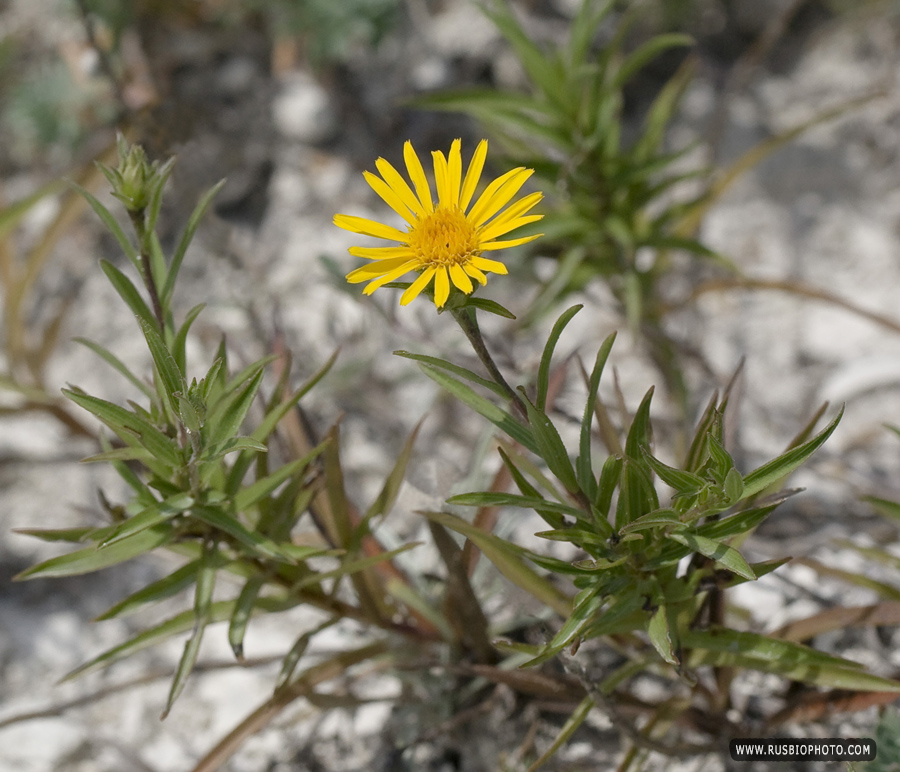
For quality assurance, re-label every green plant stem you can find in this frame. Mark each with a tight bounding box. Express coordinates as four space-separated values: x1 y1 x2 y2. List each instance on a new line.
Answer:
129 210 165 331
451 307 527 418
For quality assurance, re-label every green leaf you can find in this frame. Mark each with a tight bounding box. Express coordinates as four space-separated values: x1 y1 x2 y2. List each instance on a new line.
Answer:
162 538 216 717
249 348 339 445
394 351 509 400
612 33 693 91
741 408 842 499
63 388 182 468
138 318 185 413
615 457 658 530
537 305 582 411
420 365 538 454
73 337 156 401
95 560 201 620
528 590 603 667
192 505 292 561
619 509 681 533
172 303 206 377
498 447 565 529
290 543 419 592
641 448 705 494
233 442 327 512
465 297 516 319
448 492 585 519
205 366 265 447
99 260 156 330
647 603 678 665
228 574 264 660
422 511 570 616
13 526 101 543
521 393 579 494
576 332 616 502
668 531 755 581
72 184 139 269
480 0 569 113
101 492 194 547
161 179 226 305
624 387 654 459
567 0 615 67
201 436 267 462
595 454 622 516
14 526 172 580
80 446 154 464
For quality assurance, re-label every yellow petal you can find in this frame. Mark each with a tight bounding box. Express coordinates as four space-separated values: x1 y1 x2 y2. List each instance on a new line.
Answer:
362 261 418 294
447 139 462 208
470 256 508 275
364 171 416 225
464 263 488 285
400 267 436 305
347 257 417 283
466 167 527 227
480 233 543 251
432 150 451 209
375 158 426 217
404 141 433 213
470 168 534 228
459 139 487 212
348 245 415 260
479 215 544 243
433 266 451 307
449 262 473 294
477 191 542 238
334 214 407 242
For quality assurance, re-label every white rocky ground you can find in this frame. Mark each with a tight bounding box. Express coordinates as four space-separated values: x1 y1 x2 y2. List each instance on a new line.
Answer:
3 1 900 770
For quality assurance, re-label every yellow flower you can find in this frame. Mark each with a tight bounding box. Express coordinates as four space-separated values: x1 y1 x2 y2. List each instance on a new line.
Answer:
335 139 543 308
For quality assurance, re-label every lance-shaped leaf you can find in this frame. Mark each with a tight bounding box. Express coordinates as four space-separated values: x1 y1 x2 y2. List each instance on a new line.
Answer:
162 540 218 717
498 446 565 529
233 443 327 513
14 526 172 580
204 366 266 447
192 505 293 562
520 391 579 495
647 603 678 665
576 332 616 501
423 511 571 616
172 303 206 377
523 590 604 667
64 388 182 468
525 695 593 772
73 337 156 401
99 260 156 330
420 365 538 454
64 594 298 681
228 574 265 660
100 492 194 547
395 351 509 400
683 628 900 692
161 178 226 305
668 530 755 581
71 184 139 268
536 305 582 411
95 560 202 620
741 408 843 499
448 492 585 519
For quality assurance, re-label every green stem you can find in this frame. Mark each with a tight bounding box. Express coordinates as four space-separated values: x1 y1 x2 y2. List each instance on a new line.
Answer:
129 209 165 332
451 307 527 419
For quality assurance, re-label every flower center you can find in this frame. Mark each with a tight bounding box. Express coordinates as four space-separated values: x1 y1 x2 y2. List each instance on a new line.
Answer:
407 207 480 267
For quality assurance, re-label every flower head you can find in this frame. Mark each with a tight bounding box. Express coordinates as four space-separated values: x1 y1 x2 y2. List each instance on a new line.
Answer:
335 139 543 308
